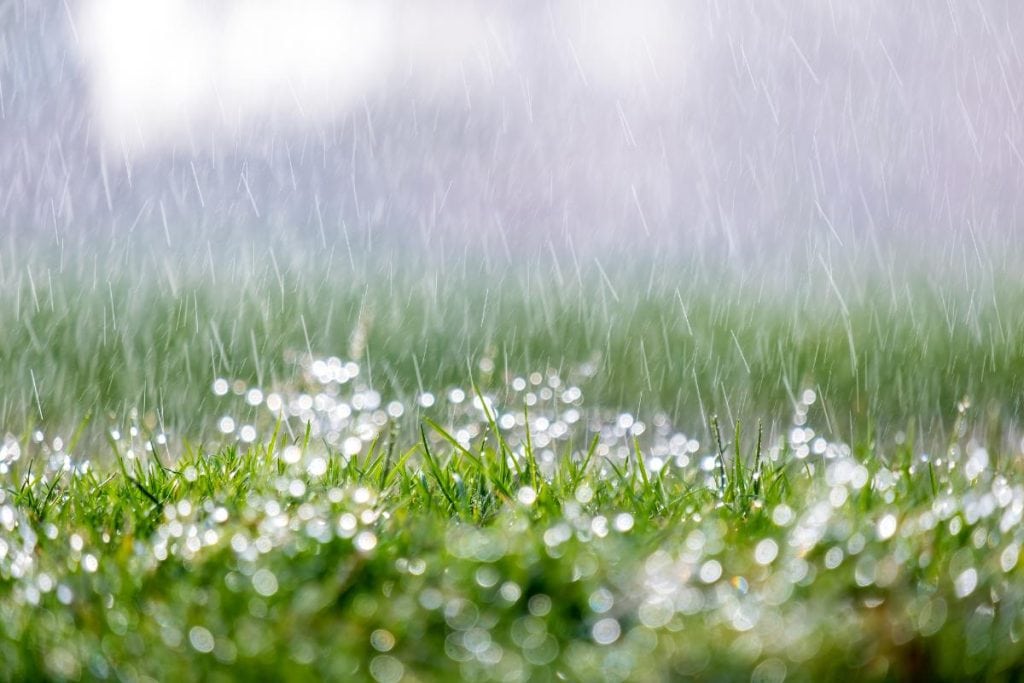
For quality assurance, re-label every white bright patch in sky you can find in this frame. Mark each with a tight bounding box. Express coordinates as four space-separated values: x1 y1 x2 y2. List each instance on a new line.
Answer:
76 0 687 154
79 0 395 151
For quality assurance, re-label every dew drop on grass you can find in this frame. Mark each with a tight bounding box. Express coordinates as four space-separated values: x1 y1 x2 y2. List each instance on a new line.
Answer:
370 629 395 653
369 655 404 683
252 569 279 597
965 448 989 480
230 534 248 553
355 531 378 552
876 514 898 541
954 568 978 598
189 626 215 653
499 582 521 603
772 505 794 526
592 618 621 645
474 566 499 588
699 560 723 584
56 585 73 605
613 513 634 532
342 437 362 458
575 484 594 504
528 594 551 617
282 446 301 465
824 547 844 570
517 487 537 506
1001 544 1020 572
588 588 614 613
307 457 327 477
751 658 788 683
754 539 779 566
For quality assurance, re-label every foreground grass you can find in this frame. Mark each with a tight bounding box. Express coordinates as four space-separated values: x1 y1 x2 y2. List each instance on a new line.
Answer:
2 398 1024 681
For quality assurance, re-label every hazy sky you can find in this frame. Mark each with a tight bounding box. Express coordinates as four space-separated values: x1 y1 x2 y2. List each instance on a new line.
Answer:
2 1 1023 266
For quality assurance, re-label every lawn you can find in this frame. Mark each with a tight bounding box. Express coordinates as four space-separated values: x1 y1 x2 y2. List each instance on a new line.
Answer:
2 249 1024 680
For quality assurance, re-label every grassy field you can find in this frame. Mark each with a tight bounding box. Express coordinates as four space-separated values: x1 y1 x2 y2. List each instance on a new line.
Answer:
2 249 1024 680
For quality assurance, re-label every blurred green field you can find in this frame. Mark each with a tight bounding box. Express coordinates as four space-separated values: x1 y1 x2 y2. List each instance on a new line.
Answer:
2 249 1023 446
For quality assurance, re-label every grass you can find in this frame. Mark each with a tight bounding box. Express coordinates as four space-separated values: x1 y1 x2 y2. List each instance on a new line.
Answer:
2 249 1024 445
3 400 1023 681
2 249 1024 680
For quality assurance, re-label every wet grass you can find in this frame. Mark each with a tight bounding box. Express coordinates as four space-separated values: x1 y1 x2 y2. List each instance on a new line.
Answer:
2 252 1023 446
3 396 1024 681
2 252 1024 680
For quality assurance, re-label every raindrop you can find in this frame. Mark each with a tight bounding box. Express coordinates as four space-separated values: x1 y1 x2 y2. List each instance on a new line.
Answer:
613 513 634 532
592 618 621 645
699 560 723 583
189 626 215 653
876 514 898 541
517 487 537 506
1001 544 1020 573
369 656 404 683
343 437 363 458
588 588 614 614
371 629 396 653
355 531 378 552
307 457 327 477
754 539 779 565
252 569 279 597
954 568 978 598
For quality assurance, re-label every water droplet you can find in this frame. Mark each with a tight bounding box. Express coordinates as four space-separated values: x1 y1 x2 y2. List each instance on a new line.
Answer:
517 486 537 506
355 531 378 552
954 568 978 598
754 539 779 565
876 514 898 541
252 569 279 597
592 617 621 645
613 513 634 532
189 626 215 653
699 559 723 583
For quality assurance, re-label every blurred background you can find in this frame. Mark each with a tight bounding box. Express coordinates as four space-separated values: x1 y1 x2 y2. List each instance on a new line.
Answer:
2 0 1023 270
